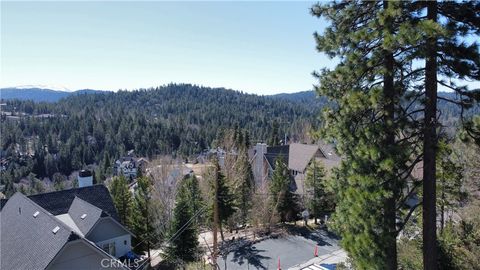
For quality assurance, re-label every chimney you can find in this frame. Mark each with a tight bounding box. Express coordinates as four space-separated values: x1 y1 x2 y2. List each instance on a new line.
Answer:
78 170 93 188
253 143 268 186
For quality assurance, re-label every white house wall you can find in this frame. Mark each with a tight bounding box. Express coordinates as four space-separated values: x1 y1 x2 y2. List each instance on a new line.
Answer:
96 234 131 258
86 218 132 258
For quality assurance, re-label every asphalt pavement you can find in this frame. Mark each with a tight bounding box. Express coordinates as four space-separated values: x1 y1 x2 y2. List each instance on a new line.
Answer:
217 228 341 270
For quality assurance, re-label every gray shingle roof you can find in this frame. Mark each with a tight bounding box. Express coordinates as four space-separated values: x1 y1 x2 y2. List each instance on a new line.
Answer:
68 196 103 236
265 143 341 173
0 193 79 270
27 184 119 221
288 143 322 172
265 145 289 169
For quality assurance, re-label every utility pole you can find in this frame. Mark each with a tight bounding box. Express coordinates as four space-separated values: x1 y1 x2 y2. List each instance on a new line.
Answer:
212 168 219 269
144 188 151 261
146 204 151 259
313 162 317 225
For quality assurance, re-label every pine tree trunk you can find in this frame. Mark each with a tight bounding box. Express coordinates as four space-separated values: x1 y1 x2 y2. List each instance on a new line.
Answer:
423 1 438 269
383 2 398 269
440 176 445 234
219 223 225 242
440 198 444 234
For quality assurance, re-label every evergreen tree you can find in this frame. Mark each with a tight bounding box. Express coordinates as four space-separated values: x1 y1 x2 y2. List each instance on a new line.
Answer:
102 152 111 176
243 130 251 149
464 115 480 146
304 160 332 224
109 175 133 228
436 141 464 233
268 120 281 146
397 2 480 268
269 157 299 222
183 174 204 225
311 2 420 269
165 177 199 264
233 148 254 225
209 157 236 241
421 3 441 267
313 1 478 268
131 176 156 255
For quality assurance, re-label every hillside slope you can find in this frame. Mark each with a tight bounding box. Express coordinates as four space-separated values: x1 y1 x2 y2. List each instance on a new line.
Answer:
0 88 107 102
0 84 319 195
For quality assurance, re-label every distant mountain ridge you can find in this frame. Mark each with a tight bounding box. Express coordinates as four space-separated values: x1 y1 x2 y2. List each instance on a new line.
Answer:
1 86 319 104
271 90 316 101
0 87 108 102
1 86 477 122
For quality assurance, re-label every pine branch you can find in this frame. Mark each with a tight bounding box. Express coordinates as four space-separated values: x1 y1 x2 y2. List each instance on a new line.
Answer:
396 201 422 235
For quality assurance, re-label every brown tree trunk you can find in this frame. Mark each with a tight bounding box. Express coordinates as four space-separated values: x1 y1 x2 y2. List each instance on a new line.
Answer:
219 223 225 242
440 175 445 234
383 2 398 269
314 164 318 225
423 1 438 269
212 168 219 268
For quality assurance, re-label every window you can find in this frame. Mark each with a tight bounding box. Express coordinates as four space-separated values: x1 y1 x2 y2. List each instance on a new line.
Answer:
102 242 116 256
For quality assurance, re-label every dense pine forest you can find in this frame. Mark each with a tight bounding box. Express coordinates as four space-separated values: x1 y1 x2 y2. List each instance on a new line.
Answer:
0 84 477 198
0 84 324 196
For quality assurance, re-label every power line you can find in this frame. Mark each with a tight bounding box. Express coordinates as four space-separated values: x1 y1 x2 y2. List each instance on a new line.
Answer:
135 200 214 269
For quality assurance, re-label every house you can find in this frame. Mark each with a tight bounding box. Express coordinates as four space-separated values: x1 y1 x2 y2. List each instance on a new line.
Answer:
196 147 231 167
116 159 138 180
250 142 341 194
0 185 136 270
113 152 149 181
136 164 193 194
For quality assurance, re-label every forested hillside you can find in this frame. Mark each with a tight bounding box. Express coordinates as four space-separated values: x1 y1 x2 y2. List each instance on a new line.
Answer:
1 84 477 197
0 84 318 196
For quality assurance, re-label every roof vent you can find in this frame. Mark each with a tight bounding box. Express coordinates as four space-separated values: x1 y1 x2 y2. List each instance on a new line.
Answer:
33 211 39 218
52 226 60 234
81 214 87 219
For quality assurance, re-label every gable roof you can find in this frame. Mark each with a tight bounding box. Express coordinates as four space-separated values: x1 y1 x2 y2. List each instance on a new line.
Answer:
265 145 289 170
266 144 323 173
0 193 80 270
27 184 119 221
288 143 322 172
262 142 341 174
67 196 104 236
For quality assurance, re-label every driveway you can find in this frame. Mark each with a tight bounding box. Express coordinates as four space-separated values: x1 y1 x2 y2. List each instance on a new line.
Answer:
217 227 341 270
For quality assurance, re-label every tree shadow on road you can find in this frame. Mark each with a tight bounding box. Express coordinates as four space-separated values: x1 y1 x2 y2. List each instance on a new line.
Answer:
229 242 270 270
283 224 339 246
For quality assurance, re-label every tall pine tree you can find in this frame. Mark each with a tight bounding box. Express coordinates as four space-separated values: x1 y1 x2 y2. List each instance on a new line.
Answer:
131 176 156 256
165 177 200 264
269 157 299 222
109 175 133 228
233 148 254 225
304 160 332 224
312 1 421 269
374 1 480 267
436 140 464 234
183 174 204 225
209 157 236 241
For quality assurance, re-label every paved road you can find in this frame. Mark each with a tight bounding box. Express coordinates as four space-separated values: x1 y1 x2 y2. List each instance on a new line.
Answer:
218 228 340 270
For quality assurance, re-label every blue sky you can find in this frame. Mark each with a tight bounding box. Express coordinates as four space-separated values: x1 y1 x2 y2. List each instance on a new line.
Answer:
1 1 334 94
2 1 478 95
